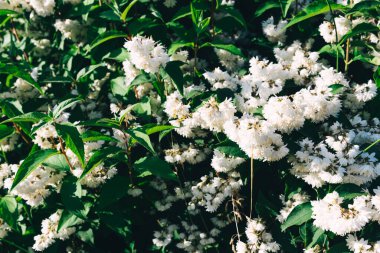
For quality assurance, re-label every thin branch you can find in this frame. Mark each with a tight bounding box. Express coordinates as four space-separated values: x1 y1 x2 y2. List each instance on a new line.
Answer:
58 136 74 171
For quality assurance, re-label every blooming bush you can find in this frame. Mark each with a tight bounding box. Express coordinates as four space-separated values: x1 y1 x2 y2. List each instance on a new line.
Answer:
0 0 379 252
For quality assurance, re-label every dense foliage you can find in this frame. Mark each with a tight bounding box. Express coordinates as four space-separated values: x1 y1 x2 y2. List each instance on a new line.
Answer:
0 0 379 252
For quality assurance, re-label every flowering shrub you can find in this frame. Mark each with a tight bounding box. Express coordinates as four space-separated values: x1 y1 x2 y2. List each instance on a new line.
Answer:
0 0 379 252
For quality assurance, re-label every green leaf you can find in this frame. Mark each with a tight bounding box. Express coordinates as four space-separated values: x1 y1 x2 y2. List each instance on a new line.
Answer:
52 97 82 118
42 154 71 172
110 76 128 96
80 118 120 128
0 124 14 140
335 184 365 200
346 0 380 14
79 146 121 180
164 61 185 96
215 145 248 158
0 100 31 136
102 48 129 62
329 83 346 94
286 1 346 28
134 156 176 181
88 31 128 52
99 211 131 239
339 23 380 45
319 44 345 59
1 112 51 124
126 128 155 154
280 0 295 17
56 123 85 167
141 124 175 135
11 149 59 190
76 63 106 80
61 176 88 219
306 228 325 249
221 6 246 28
329 242 351 253
168 41 194 55
77 228 94 245
151 80 166 101
128 72 154 90
200 42 244 57
254 1 280 17
0 63 43 94
0 195 18 230
121 0 138 22
81 131 118 143
171 6 191 22
98 176 129 208
0 9 20 16
57 210 83 232
281 202 312 231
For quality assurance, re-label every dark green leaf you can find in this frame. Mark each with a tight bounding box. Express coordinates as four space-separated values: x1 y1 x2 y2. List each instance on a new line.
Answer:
56 123 85 167
81 131 118 143
0 63 43 94
339 23 380 45
1 112 51 124
42 154 71 172
11 149 59 190
168 41 194 55
200 42 244 57
254 1 280 17
281 202 312 231
335 184 366 200
0 124 14 140
0 195 18 230
121 0 138 21
319 44 345 59
286 1 346 28
346 0 380 14
79 146 121 180
88 31 128 51
126 128 155 154
61 176 88 219
164 61 185 96
52 97 82 118
134 156 177 181
57 210 83 232
76 63 106 80
98 176 129 208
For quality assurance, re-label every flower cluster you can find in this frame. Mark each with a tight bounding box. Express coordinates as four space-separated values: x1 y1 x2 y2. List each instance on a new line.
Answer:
0 0 379 252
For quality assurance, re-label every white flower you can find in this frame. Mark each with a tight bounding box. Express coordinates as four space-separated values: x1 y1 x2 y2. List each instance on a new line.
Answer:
33 210 78 251
319 16 351 43
214 48 244 72
311 192 373 236
124 35 169 74
262 17 288 43
354 80 377 102
240 218 280 253
29 0 55 17
211 150 245 173
192 97 236 132
204 67 240 91
0 218 11 239
263 96 305 133
5 165 65 207
54 19 86 43
224 115 289 161
346 234 380 253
